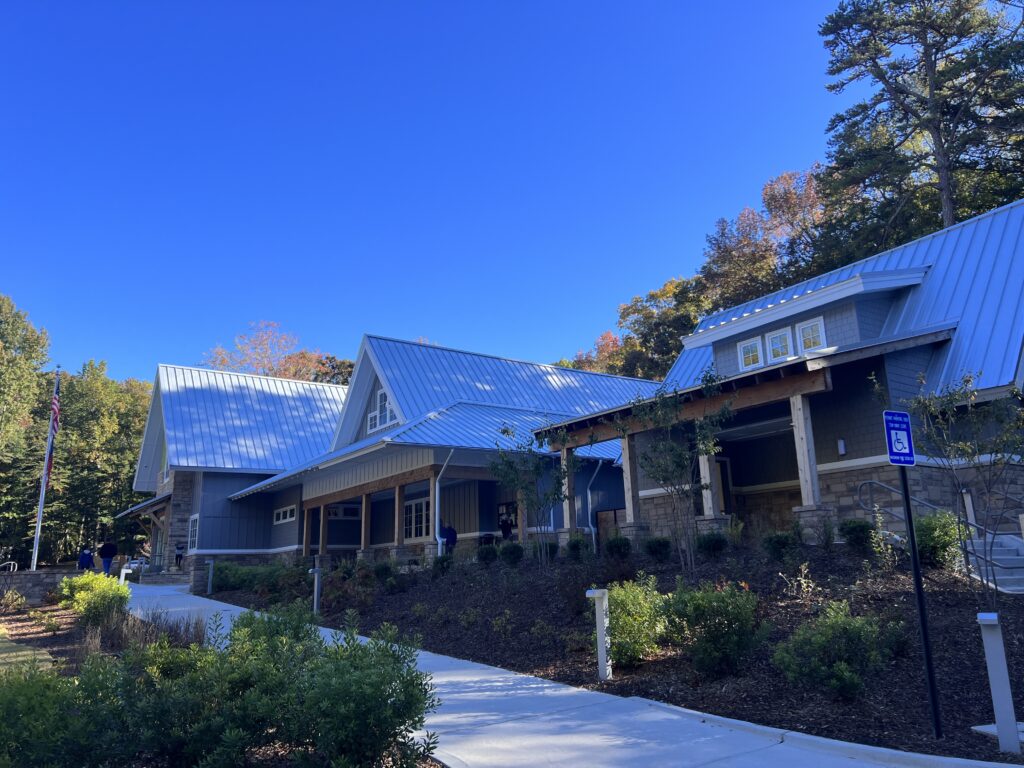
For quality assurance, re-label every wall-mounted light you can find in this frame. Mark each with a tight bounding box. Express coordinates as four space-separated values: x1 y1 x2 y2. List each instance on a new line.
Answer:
838 438 847 456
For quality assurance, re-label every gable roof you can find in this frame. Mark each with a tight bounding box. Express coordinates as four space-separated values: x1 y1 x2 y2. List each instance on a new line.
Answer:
133 365 347 492
666 198 1024 393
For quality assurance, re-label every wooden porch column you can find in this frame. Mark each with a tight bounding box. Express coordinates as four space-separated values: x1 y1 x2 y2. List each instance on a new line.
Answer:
394 485 405 546
698 455 720 518
790 394 821 507
561 447 576 533
621 435 641 524
318 505 328 556
516 489 528 545
302 506 312 557
360 493 372 553
428 473 438 554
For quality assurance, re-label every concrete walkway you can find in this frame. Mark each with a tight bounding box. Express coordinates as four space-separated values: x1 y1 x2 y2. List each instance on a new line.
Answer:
128 583 1001 768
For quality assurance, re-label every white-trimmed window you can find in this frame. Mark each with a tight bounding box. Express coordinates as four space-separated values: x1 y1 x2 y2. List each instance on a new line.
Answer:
187 514 199 551
796 317 827 353
765 328 794 362
273 506 297 525
737 337 764 372
326 503 360 520
367 388 398 433
403 498 431 540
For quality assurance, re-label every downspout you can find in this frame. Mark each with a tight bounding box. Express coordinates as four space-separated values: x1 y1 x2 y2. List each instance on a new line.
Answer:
585 459 604 553
434 449 455 557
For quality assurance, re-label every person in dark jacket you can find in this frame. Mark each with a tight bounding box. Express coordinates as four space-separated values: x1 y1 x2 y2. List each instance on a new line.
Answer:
77 547 95 571
174 541 185 569
442 522 458 555
97 540 118 576
499 516 513 541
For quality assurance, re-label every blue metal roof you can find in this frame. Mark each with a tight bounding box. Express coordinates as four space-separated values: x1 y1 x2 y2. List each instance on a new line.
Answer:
668 199 1024 392
365 336 660 421
156 365 347 471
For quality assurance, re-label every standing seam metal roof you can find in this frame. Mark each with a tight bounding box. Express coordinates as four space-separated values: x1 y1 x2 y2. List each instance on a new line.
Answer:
157 365 347 471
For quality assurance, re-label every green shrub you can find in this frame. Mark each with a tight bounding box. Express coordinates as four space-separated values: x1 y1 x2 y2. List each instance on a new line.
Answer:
533 540 559 561
0 589 27 614
477 544 498 566
431 554 453 578
762 532 796 561
321 566 377 613
915 511 962 568
664 580 762 677
372 560 395 582
211 562 311 599
606 572 665 667
773 600 892 700
644 536 673 563
565 536 590 561
839 518 874 555
605 536 632 561
695 532 728 559
58 572 130 626
499 542 524 567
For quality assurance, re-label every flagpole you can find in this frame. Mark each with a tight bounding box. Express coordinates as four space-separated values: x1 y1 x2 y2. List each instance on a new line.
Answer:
30 366 60 571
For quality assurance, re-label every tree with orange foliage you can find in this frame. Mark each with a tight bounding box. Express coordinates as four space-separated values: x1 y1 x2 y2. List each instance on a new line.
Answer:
204 321 353 384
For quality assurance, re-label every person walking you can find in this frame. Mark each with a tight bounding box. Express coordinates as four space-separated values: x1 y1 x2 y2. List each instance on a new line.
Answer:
442 521 458 555
97 539 118 576
76 546 95 571
174 541 185 569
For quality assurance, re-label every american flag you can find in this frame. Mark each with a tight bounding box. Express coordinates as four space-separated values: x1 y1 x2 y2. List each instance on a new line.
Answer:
44 374 60 487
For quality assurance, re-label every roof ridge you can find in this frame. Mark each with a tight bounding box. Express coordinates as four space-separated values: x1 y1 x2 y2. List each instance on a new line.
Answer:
156 363 349 390
364 334 659 385
697 197 1024 329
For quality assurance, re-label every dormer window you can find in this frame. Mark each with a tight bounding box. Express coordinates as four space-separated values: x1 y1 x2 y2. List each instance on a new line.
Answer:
367 388 397 433
737 337 764 372
766 329 794 362
796 317 827 353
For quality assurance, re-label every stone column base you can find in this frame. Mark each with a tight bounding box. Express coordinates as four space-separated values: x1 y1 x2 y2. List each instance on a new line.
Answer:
390 545 415 564
617 522 649 543
792 505 836 545
420 543 439 564
355 549 371 562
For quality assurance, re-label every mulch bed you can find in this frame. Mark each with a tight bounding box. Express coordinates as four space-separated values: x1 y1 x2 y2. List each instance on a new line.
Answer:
0 604 84 673
216 546 1024 764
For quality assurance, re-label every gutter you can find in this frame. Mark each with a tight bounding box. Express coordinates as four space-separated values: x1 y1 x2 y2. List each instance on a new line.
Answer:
434 449 455 557
584 459 605 553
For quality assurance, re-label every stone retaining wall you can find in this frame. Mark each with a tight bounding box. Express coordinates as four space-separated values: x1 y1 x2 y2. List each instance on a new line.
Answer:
4 570 70 605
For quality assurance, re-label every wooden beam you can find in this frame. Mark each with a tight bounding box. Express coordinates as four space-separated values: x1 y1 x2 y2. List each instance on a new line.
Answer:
360 494 371 552
698 455 720 518
318 505 329 555
621 435 640 524
549 369 832 449
394 484 405 547
561 447 576 533
302 505 312 557
790 394 820 507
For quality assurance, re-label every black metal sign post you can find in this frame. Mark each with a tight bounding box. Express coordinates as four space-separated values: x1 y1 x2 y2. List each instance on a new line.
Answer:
884 410 942 739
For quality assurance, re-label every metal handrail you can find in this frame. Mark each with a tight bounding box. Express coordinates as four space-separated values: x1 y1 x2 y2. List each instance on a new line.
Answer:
0 561 17 572
857 479 942 521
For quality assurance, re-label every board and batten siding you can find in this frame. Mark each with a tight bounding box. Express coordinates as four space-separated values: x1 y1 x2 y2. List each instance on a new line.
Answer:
268 485 303 549
353 371 386 443
198 472 275 550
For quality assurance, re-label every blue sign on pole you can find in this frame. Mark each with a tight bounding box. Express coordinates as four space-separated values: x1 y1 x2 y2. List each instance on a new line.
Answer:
883 410 916 466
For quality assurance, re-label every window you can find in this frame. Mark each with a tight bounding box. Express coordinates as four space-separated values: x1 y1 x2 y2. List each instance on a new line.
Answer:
273 506 297 525
326 503 360 520
367 388 398 433
187 515 199 551
765 328 794 362
736 337 763 372
796 317 827 353
403 498 431 540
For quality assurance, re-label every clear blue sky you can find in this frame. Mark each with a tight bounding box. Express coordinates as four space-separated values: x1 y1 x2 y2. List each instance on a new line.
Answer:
1 2 855 381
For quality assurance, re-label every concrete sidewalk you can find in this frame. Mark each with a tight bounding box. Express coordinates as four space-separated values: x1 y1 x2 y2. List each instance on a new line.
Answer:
128 583 1000 768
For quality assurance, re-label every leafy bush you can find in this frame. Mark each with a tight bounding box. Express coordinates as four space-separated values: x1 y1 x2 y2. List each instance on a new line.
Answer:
0 589 26 614
565 536 590 561
0 607 438 768
605 536 632 561
58 572 130 626
644 536 672 563
321 566 377 613
212 561 311 599
695 532 728 559
499 542 524 567
762 532 796 561
773 600 893 700
431 554 453 579
915 511 962 568
373 560 396 582
533 540 559 561
665 580 762 677
606 572 665 667
839 518 874 555
477 544 498 566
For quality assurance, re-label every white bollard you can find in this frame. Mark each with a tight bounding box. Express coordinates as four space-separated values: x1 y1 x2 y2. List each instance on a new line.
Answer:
309 567 322 615
119 567 132 585
586 588 612 681
978 612 1021 754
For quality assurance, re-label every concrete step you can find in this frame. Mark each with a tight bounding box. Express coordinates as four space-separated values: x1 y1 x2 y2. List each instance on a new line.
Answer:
973 574 1024 593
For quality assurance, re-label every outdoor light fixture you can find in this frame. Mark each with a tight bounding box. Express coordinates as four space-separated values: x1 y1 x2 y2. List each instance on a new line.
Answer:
838 438 847 456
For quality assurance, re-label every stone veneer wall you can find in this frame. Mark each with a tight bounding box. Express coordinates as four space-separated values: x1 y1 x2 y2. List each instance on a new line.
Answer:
5 570 69 605
163 471 196 568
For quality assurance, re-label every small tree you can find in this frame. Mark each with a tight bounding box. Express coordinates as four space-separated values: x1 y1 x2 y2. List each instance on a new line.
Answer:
489 424 577 565
631 369 732 573
908 373 1024 606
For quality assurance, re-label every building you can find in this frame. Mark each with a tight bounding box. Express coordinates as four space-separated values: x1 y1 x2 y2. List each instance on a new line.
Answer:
123 337 659 577
540 199 1024 543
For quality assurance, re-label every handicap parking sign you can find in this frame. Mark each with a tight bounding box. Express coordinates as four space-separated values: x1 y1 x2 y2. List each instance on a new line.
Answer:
883 410 916 466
